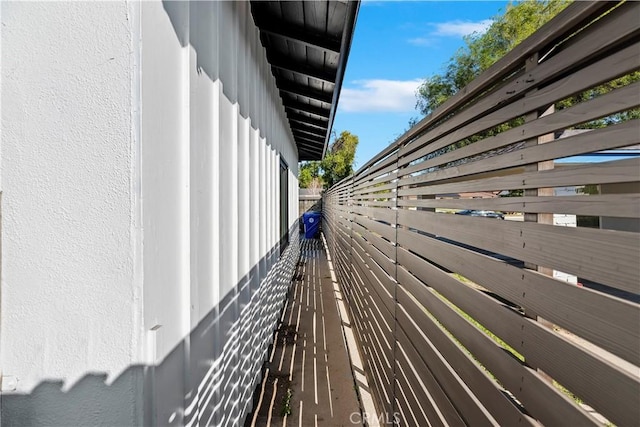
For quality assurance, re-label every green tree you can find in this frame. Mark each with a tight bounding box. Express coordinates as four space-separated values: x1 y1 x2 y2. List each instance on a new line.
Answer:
416 0 570 117
298 161 321 189
320 131 359 188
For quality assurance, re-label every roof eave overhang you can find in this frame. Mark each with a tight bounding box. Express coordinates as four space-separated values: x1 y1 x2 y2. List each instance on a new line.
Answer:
250 1 360 162
321 0 359 160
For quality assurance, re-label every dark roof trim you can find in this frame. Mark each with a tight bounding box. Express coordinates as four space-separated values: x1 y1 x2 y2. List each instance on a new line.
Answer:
285 101 330 119
255 20 342 54
291 123 328 138
251 1 360 161
322 0 359 158
287 114 329 130
268 54 337 85
278 81 334 104
295 133 325 145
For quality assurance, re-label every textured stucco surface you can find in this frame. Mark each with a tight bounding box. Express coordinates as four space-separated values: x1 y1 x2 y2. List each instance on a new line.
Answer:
1 1 300 425
1 1 143 424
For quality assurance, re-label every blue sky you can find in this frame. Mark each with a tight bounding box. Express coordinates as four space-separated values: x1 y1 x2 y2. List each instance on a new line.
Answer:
332 1 511 168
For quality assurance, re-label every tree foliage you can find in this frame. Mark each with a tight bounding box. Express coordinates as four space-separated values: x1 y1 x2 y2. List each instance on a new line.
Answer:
410 0 638 202
321 131 359 188
558 71 640 128
414 0 639 140
298 161 321 189
298 131 359 190
416 0 570 117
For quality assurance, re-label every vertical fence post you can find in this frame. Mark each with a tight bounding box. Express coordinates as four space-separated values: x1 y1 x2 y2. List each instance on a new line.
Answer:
523 52 555 286
391 150 400 426
522 52 556 385
349 176 354 284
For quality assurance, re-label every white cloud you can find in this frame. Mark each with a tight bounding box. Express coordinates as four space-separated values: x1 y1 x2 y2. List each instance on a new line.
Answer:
339 79 422 113
406 19 493 47
432 19 493 37
407 37 436 47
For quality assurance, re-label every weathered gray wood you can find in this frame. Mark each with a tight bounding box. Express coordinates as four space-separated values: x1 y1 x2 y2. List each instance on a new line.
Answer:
354 170 398 190
354 191 395 201
401 108 639 182
522 317 640 427
396 315 498 426
396 268 539 427
348 239 396 341
396 238 640 365
354 200 396 208
352 215 396 242
353 181 397 196
396 245 639 426
398 42 640 167
398 194 640 219
351 205 397 224
397 285 599 426
398 209 640 294
322 4 640 425
355 151 398 180
364 242 396 282
395 329 468 427
352 222 396 260
399 158 640 199
389 2 609 159
393 370 435 427
349 241 395 326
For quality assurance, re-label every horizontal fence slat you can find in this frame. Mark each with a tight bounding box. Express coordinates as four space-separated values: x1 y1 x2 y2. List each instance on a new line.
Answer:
350 236 396 326
522 317 640 427
398 41 640 167
399 158 640 196
354 171 398 190
352 214 396 242
353 181 397 195
351 205 397 224
323 5 639 425
401 112 639 183
391 1 610 156
355 151 398 181
394 273 538 427
397 285 599 426
397 209 640 293
396 314 498 427
396 245 639 426
395 329 468 427
393 364 436 427
364 242 396 282
354 191 395 201
353 223 396 261
398 194 640 219
396 236 640 365
399 2 639 165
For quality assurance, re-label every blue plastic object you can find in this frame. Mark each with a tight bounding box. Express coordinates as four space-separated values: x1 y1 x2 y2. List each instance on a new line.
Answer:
302 211 322 239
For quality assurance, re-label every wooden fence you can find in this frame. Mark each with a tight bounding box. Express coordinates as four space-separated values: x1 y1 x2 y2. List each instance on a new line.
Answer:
323 2 639 425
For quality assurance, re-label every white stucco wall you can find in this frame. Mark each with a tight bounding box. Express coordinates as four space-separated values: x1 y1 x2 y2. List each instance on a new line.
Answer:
1 1 143 425
140 2 299 425
1 1 300 426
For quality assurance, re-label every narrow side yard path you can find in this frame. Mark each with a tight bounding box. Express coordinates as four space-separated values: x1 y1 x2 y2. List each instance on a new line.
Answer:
248 238 362 427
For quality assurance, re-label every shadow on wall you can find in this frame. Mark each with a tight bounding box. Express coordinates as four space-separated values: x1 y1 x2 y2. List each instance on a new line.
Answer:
2 232 301 427
161 0 264 110
3 3 302 426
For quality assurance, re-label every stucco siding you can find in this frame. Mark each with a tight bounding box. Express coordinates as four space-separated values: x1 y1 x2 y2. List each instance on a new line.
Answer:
1 1 300 426
1 1 143 425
